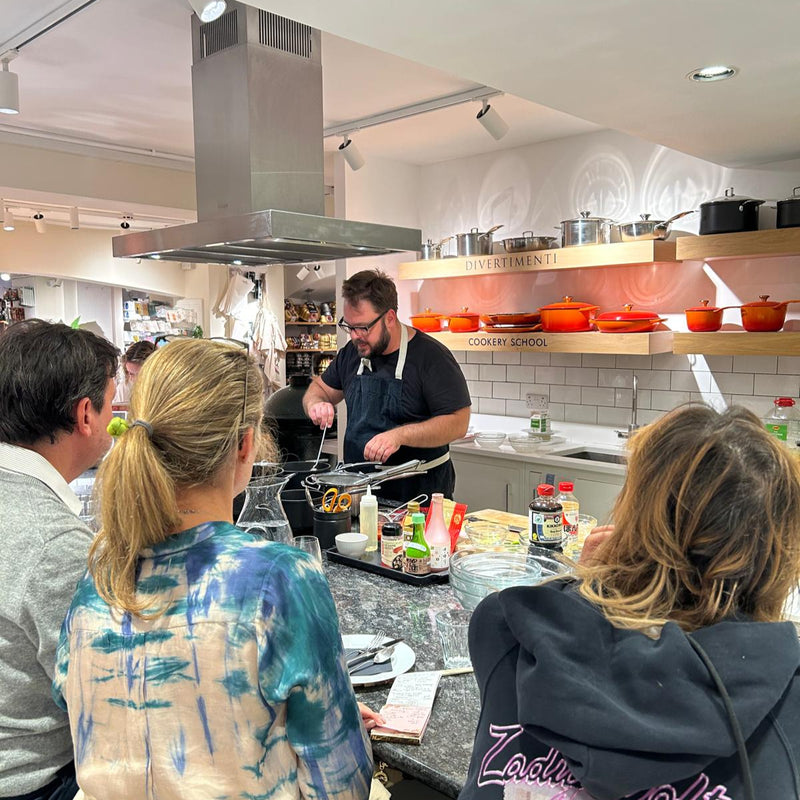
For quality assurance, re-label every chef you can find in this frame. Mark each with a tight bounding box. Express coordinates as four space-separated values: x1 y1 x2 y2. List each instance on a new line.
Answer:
303 269 471 501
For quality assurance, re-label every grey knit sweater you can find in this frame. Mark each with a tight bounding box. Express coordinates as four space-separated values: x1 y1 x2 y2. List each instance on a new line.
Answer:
0 467 93 796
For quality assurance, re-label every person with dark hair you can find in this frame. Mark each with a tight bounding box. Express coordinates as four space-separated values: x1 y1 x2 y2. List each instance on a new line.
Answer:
303 269 471 500
460 403 800 800
0 319 118 800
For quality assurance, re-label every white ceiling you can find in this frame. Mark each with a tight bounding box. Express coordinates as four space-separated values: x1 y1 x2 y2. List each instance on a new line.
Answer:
0 0 796 228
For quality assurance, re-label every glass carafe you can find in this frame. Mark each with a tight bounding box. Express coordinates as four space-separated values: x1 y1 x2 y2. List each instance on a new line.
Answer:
236 475 292 544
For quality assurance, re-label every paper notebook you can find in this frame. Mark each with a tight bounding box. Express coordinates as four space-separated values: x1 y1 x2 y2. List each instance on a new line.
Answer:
370 671 441 745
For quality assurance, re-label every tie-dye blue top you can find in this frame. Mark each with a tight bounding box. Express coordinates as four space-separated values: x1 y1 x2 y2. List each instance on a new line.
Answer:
52 521 373 800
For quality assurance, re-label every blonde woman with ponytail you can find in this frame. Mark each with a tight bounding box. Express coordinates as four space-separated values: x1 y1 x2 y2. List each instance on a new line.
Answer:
52 340 373 800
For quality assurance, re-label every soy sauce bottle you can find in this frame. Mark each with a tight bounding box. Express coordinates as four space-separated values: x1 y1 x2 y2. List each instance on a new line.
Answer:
528 484 563 551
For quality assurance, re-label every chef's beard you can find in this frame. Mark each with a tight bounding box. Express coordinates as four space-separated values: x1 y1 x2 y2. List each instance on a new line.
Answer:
355 318 391 359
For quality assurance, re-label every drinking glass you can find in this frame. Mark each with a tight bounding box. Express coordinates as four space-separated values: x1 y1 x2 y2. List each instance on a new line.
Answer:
291 535 323 564
435 608 473 669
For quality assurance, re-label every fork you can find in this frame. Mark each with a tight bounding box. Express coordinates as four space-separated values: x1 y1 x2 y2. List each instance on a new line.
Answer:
360 629 386 654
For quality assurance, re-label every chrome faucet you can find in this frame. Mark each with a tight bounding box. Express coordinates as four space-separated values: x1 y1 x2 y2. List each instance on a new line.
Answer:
616 375 639 438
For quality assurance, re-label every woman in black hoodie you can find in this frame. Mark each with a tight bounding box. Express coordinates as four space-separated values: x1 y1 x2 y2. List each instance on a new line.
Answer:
461 404 800 800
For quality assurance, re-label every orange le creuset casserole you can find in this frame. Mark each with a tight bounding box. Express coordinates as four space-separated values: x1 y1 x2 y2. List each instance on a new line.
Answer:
740 295 800 332
590 304 666 333
409 308 444 333
538 296 599 332
447 307 481 333
684 299 739 332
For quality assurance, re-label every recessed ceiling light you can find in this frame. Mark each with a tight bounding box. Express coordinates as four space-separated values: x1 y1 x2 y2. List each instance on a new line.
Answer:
0 272 11 281
687 65 738 83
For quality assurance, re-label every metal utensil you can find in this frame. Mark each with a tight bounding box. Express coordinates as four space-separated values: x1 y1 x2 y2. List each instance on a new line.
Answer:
346 637 404 669
311 423 328 468
349 644 398 676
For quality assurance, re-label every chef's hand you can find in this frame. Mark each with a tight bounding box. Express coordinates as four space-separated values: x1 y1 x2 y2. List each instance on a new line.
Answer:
579 525 615 566
358 702 386 731
308 401 335 429
364 430 402 463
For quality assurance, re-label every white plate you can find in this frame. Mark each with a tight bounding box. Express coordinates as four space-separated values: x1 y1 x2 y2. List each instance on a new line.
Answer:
517 431 566 446
342 634 416 687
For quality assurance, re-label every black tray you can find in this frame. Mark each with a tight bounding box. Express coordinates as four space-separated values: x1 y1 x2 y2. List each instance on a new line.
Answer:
325 547 449 585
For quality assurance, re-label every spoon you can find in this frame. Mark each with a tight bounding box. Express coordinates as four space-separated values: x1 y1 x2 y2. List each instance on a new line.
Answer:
311 423 328 469
349 644 396 675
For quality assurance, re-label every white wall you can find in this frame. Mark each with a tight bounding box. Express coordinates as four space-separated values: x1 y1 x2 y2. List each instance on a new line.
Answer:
341 128 800 425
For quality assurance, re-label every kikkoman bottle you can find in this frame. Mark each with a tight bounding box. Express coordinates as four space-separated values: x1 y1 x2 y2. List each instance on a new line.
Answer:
402 501 421 543
764 397 800 450
425 493 451 573
528 484 563 551
403 512 431 575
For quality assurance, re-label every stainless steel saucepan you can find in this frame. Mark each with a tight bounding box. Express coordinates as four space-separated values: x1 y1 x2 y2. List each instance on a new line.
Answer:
616 210 695 242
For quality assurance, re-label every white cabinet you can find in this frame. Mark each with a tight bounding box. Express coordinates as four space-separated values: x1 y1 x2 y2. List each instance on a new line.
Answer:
452 447 624 522
451 452 523 513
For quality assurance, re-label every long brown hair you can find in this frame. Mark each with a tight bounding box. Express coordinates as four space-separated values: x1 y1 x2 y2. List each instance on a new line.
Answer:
89 339 275 615
576 404 800 633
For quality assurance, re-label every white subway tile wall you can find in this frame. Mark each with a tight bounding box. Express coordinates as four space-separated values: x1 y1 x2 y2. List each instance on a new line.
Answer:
453 351 799 422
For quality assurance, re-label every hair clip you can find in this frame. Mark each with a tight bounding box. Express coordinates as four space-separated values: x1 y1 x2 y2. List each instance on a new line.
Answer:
107 417 130 437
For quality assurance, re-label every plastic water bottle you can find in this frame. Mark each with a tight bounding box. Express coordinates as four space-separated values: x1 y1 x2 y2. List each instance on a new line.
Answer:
764 397 800 451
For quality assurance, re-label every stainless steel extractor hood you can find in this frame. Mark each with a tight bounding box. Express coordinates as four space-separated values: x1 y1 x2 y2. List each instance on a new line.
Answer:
112 4 420 266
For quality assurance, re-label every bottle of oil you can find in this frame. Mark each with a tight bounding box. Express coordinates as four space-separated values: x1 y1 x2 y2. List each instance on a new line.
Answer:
402 501 421 543
528 484 563 551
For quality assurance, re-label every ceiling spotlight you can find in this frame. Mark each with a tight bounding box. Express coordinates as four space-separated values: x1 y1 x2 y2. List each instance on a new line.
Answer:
296 265 310 280
339 135 365 171
687 64 738 83
312 265 326 281
120 214 133 230
69 207 79 230
187 0 227 22
33 212 46 233
0 58 19 115
476 98 509 141
3 206 14 232
232 259 243 266
0 273 10 281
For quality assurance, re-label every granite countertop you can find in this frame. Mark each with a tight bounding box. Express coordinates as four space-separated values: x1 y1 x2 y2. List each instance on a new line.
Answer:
325 559 479 798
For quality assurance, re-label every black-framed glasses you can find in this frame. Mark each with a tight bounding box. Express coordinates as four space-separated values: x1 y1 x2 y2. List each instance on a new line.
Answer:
338 310 387 336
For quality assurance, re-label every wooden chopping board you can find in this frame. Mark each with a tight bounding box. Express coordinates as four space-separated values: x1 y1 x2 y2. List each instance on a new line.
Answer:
468 508 528 529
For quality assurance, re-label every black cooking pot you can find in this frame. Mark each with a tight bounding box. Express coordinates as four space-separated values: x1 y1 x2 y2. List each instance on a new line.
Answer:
699 187 764 235
264 374 336 462
778 187 800 229
282 488 322 535
279 459 331 490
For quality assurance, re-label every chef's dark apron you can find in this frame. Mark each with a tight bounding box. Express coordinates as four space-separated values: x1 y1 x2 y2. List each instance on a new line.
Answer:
343 324 455 502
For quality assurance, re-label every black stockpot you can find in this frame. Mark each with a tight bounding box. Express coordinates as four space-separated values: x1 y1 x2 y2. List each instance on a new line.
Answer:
778 188 800 229
264 374 336 462
699 187 764 235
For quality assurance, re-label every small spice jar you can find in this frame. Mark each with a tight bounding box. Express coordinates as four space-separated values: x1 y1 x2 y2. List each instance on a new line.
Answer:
380 522 404 570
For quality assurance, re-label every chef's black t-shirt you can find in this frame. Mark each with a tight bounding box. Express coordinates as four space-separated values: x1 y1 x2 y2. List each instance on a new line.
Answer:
321 329 471 423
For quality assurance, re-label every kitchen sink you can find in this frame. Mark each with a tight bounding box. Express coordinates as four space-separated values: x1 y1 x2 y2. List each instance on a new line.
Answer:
555 448 627 465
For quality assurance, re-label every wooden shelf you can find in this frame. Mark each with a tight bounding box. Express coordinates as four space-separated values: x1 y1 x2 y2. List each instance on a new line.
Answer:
286 348 338 354
672 331 800 356
429 330 673 355
675 228 800 261
398 240 679 280
284 321 336 326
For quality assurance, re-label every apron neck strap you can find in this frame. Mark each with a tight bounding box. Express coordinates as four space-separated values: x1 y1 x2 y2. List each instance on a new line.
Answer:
394 323 409 380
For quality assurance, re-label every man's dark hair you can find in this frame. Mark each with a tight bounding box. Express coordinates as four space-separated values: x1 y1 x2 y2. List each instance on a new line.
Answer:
0 319 119 445
123 340 156 366
341 269 398 313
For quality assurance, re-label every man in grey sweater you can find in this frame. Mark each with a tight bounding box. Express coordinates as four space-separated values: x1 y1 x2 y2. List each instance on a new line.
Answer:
0 320 118 800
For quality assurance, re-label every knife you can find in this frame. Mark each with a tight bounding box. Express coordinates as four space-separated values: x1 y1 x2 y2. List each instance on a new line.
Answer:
346 637 403 669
